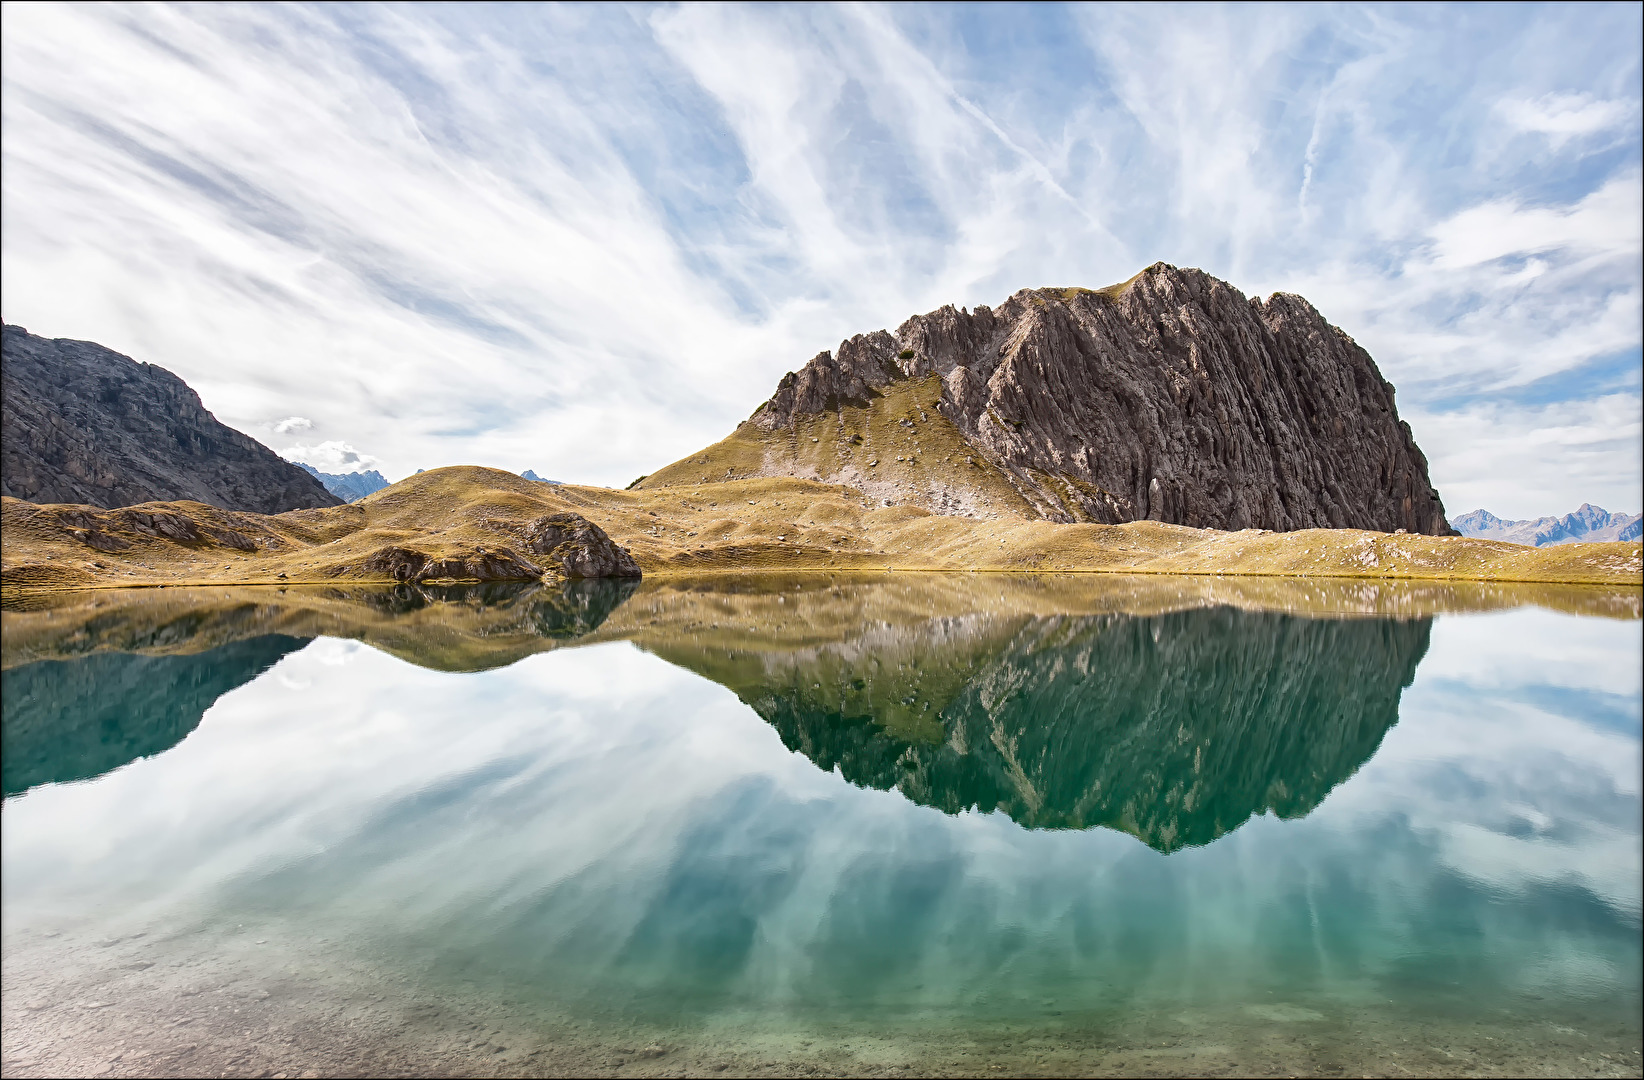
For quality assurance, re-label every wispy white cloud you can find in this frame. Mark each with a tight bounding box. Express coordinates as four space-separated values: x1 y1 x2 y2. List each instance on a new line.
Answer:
272 416 312 435
1 2 1638 513
1421 174 1642 273
1498 91 1636 149
1405 394 1643 520
279 440 379 475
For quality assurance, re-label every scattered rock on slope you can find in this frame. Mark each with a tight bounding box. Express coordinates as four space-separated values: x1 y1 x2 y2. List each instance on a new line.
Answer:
1 324 340 514
640 264 1454 535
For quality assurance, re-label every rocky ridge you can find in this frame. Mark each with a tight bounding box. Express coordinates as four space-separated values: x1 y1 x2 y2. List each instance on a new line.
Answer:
1 324 340 514
0 462 664 592
641 264 1453 535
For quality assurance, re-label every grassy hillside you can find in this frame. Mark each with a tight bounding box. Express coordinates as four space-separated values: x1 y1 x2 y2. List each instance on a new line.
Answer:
637 377 1039 518
2 465 1639 591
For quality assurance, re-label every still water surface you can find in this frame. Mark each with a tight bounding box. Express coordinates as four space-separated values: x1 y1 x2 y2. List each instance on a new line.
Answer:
2 576 1639 1077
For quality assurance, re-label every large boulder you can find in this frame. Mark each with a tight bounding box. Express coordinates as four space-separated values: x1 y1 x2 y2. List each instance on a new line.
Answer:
522 512 642 578
352 513 641 584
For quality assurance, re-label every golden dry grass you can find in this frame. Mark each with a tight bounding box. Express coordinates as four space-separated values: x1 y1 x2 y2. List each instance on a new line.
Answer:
2 465 1639 592
637 376 1038 518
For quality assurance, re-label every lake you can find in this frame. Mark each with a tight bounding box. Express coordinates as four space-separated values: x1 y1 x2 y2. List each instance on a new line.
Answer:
2 575 1640 1078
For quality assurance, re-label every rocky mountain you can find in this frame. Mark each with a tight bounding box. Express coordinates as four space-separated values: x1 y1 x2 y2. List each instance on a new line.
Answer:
1 324 339 514
1452 505 1642 546
640 263 1453 534
297 463 389 502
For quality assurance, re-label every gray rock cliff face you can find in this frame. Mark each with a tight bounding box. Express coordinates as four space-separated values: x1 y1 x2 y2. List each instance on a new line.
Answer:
1 324 340 514
752 264 1452 534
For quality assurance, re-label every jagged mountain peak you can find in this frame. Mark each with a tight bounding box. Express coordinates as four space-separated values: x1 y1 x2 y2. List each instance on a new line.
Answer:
642 264 1451 535
1453 504 1642 546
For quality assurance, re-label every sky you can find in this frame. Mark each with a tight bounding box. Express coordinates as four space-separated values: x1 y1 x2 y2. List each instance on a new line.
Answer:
2 2 1639 518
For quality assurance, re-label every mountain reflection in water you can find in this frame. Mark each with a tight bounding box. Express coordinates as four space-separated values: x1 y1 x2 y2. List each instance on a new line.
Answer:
3 576 1638 1078
686 610 1428 849
0 580 637 795
2 636 306 796
4 576 1434 849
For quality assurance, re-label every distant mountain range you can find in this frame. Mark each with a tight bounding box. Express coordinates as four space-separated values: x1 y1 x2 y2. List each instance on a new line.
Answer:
520 469 562 484
296 463 389 503
1451 505 1642 547
1 324 339 514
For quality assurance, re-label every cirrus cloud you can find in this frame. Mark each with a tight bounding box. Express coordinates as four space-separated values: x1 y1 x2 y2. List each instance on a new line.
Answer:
279 440 379 475
1 2 1637 517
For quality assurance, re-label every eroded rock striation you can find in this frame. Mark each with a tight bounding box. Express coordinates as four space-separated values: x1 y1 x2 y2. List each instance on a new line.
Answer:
646 264 1454 534
1 324 339 514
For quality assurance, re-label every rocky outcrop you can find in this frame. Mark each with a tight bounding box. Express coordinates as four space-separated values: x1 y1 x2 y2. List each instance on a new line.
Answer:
346 513 641 584
1453 504 1642 546
519 513 643 578
675 264 1453 534
1 496 288 555
356 545 547 584
1 324 340 513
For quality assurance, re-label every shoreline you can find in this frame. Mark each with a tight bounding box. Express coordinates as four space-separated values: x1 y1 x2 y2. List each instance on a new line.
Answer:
6 560 1644 593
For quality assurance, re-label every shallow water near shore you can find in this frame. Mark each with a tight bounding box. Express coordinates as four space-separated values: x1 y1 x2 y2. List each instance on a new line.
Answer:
3 576 1640 1077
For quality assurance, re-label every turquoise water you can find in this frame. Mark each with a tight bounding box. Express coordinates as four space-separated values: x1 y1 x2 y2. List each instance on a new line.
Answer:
2 579 1639 1077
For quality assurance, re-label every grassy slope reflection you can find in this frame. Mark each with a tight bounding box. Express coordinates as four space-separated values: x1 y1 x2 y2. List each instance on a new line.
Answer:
0 581 637 797
654 610 1428 850
2 636 307 795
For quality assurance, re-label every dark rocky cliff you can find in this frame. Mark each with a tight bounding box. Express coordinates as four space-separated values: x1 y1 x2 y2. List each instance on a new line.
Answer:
1 324 340 513
724 264 1451 534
